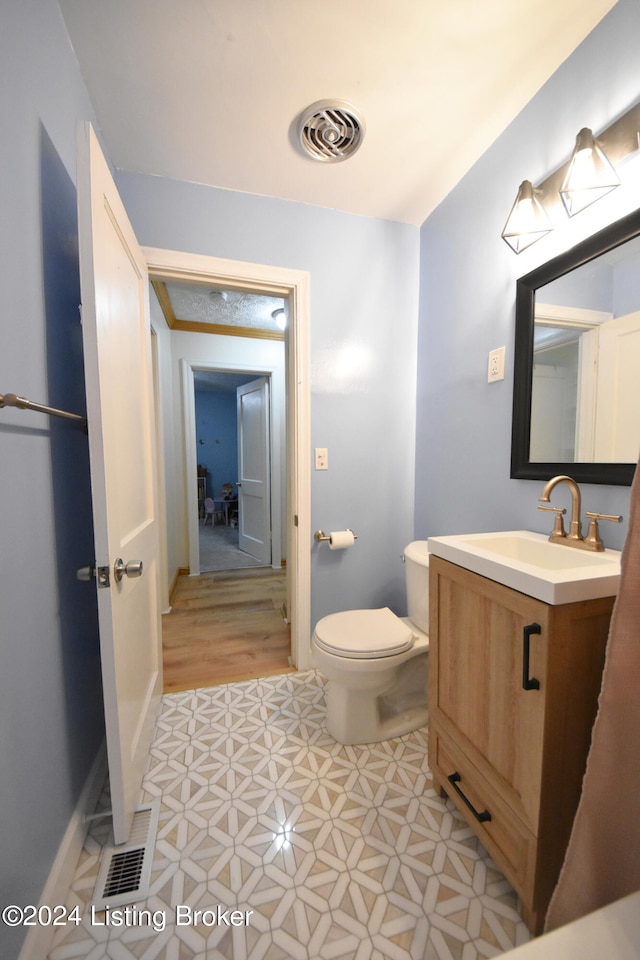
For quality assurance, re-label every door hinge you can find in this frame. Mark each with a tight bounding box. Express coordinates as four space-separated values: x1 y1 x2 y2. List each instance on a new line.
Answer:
294 514 299 527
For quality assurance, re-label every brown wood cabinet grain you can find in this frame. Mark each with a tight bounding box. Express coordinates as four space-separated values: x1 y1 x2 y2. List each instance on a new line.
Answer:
428 555 614 934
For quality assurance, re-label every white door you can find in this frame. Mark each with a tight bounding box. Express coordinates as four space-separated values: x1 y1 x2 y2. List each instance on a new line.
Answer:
77 123 162 845
594 310 640 462
530 364 576 461
237 377 271 563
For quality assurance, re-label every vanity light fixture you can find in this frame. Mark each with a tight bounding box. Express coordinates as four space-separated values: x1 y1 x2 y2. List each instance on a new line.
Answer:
501 180 554 253
502 100 640 253
559 127 620 216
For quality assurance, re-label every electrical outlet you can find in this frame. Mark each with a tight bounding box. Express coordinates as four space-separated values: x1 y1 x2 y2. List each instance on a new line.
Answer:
315 447 328 470
488 346 506 383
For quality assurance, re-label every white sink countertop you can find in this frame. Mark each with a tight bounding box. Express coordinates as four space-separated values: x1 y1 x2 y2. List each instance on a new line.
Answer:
427 530 621 604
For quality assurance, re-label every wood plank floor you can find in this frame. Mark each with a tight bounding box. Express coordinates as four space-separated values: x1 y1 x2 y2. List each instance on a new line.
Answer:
162 567 294 693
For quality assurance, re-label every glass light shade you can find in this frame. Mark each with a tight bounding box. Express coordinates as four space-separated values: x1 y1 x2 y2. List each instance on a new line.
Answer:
271 308 286 330
559 128 620 217
501 180 553 254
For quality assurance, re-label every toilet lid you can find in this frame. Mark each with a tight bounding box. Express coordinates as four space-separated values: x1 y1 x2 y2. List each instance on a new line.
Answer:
313 607 414 659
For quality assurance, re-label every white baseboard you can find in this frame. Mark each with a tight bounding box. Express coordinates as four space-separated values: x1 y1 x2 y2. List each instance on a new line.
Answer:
18 742 108 960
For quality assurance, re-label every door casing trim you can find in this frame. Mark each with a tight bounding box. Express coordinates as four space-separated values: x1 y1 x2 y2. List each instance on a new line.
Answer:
182 363 281 573
143 247 311 670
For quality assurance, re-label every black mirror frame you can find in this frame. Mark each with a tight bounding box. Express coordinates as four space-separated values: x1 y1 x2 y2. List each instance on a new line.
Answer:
511 207 640 486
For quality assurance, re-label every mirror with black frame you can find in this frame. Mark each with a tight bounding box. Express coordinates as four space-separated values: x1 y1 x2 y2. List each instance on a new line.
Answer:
511 207 640 485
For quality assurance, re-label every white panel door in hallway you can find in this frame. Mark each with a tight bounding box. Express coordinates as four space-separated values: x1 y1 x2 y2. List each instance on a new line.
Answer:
237 376 271 563
594 309 640 462
77 122 162 845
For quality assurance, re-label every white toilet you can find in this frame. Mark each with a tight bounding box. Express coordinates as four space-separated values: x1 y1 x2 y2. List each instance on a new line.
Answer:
312 541 430 745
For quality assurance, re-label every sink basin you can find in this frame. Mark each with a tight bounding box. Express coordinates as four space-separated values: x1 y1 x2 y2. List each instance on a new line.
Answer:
427 530 621 604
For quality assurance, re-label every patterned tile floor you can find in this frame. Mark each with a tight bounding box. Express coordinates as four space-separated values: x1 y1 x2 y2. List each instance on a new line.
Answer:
48 671 531 960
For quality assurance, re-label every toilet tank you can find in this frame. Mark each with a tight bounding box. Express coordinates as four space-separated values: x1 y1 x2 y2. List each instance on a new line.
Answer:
404 540 430 633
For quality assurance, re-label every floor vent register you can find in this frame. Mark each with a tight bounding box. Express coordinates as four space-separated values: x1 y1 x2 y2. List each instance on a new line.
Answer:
92 801 159 911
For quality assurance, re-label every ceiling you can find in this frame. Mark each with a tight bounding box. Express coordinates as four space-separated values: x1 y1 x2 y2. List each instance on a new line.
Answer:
58 0 618 226
154 280 285 334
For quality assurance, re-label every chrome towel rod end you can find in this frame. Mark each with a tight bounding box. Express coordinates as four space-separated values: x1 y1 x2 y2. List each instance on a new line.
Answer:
0 391 87 428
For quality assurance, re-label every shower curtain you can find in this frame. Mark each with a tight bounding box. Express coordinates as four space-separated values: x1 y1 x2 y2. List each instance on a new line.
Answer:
545 455 640 931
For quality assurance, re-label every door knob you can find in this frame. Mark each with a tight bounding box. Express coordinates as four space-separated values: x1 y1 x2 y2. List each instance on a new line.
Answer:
114 558 144 583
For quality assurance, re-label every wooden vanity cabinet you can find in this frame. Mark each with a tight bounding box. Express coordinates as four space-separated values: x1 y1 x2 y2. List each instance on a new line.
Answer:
428 555 614 934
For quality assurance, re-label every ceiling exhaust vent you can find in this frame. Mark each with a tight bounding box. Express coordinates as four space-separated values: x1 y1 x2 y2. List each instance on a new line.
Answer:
298 100 365 163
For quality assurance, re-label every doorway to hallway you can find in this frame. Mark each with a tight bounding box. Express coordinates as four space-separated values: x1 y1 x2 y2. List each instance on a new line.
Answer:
194 368 275 574
162 567 293 693
144 244 312 677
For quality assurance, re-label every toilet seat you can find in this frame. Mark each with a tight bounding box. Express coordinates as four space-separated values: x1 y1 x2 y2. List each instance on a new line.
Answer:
313 607 414 659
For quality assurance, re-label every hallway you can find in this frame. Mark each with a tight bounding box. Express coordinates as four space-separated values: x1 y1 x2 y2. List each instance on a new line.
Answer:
199 522 267 573
162 568 293 693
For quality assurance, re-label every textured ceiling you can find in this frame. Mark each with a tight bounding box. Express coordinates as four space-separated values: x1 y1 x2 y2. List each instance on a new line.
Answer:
165 283 286 331
58 0 618 225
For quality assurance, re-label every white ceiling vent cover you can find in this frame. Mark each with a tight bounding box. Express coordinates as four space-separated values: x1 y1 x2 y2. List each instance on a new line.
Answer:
298 100 365 162
92 801 159 911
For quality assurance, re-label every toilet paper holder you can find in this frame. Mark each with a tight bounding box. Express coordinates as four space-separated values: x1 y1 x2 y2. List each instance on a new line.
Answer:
314 529 358 543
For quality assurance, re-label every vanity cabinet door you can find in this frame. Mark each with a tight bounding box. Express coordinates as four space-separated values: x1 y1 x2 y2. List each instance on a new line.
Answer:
429 556 549 831
428 555 613 934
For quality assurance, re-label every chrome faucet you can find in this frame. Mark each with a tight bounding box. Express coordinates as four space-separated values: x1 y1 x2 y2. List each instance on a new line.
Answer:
538 475 622 552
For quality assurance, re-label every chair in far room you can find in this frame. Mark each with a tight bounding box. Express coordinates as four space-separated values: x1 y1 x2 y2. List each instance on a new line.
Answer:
203 497 220 525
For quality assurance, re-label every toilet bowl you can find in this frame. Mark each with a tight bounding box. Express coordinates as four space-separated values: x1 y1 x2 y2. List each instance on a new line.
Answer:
312 541 430 745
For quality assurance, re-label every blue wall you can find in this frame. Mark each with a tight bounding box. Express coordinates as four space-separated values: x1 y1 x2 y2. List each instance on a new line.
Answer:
115 171 421 624
195 389 239 497
542 243 640 316
416 0 640 550
0 2 104 957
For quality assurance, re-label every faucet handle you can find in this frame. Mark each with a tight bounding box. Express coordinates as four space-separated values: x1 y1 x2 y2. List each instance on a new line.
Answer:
584 511 623 551
538 504 567 539
585 511 623 523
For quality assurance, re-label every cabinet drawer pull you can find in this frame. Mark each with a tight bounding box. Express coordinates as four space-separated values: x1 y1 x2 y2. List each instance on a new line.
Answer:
447 772 492 823
522 623 541 691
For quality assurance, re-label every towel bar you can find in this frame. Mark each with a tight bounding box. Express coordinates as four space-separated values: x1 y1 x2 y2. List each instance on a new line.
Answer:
0 392 87 428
